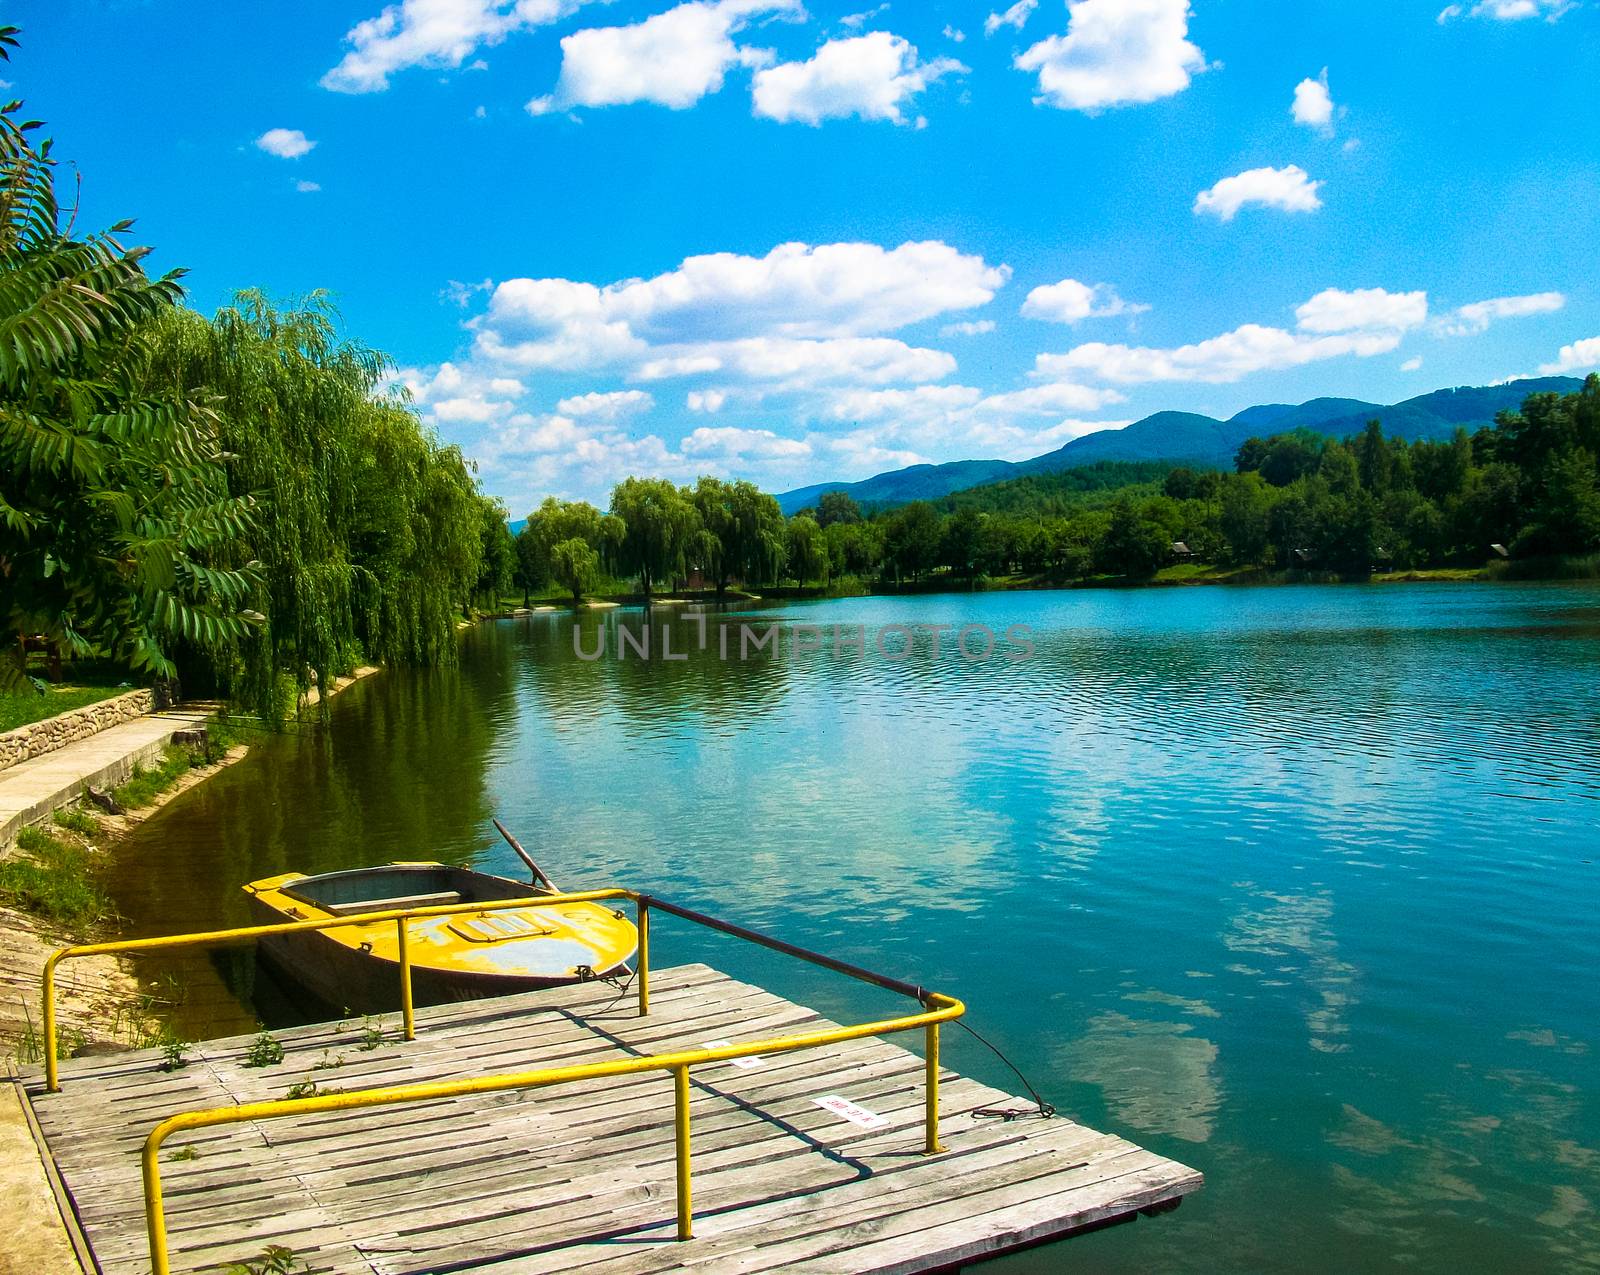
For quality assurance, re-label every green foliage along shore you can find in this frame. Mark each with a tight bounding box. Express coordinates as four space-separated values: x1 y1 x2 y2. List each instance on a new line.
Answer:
515 378 1600 600
0 29 503 715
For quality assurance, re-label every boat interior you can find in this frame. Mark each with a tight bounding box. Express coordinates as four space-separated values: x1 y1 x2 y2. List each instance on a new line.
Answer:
281 865 545 917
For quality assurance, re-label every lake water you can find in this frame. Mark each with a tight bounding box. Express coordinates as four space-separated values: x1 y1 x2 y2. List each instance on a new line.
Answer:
107 582 1600 1273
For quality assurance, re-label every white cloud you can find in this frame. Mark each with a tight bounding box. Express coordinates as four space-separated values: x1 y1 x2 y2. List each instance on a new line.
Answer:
839 4 888 29
1194 165 1323 221
555 389 655 420
295 180 322 193
1016 0 1206 113
397 360 527 423
1538 337 1600 376
1291 68 1334 136
475 240 1006 379
1439 1 1575 21
411 240 1031 504
443 277 494 307
323 0 599 93
1401 357 1424 371
1436 291 1565 336
818 384 1130 463
827 385 983 422
636 336 957 387
681 426 811 459
941 319 996 337
1021 278 1148 324
1296 287 1428 334
1041 327 1403 385
1036 286 1428 385
985 0 1037 37
752 33 965 126
255 128 316 159
528 0 801 115
943 25 967 43
979 382 1126 413
820 430 931 475
830 381 1124 422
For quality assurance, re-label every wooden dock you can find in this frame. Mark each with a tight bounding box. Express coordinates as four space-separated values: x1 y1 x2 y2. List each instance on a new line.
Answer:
23 964 1201 1274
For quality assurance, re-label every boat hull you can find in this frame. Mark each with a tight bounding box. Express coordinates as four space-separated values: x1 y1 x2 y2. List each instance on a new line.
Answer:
249 902 626 1014
243 864 636 1015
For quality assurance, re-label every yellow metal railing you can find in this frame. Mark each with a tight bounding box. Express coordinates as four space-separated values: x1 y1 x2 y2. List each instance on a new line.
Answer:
38 888 964 1275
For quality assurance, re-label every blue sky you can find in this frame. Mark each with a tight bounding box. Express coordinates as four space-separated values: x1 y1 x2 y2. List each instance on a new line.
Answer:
16 0 1600 510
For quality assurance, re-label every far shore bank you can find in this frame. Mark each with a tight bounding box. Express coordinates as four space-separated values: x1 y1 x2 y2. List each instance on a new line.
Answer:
496 557 1599 614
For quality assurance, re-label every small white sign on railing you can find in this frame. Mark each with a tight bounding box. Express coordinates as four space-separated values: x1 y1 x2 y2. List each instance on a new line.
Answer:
704 1040 763 1068
813 1095 890 1129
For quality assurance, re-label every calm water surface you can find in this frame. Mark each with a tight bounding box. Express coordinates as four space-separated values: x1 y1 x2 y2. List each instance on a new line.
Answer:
108 582 1600 1273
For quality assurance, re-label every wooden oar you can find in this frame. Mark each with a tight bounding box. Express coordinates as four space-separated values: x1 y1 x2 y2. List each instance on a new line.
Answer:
493 818 556 891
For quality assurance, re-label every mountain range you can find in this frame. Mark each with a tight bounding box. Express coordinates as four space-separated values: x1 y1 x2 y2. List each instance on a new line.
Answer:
775 376 1583 514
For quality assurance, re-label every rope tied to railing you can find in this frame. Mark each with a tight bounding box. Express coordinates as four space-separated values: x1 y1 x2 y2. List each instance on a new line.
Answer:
957 1017 1058 1122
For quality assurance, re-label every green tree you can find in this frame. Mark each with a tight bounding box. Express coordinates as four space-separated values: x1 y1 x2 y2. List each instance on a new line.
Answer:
1516 448 1600 556
0 39 259 691
1355 420 1393 496
475 497 515 608
786 514 826 587
1094 501 1170 578
1219 473 1274 566
940 508 986 585
513 522 541 605
609 477 699 597
548 537 601 606
690 476 784 593
882 502 942 582
142 293 486 710
823 519 883 579
816 490 862 527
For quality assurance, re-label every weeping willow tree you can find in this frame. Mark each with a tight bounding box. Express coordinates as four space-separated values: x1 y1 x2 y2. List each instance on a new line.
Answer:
0 28 259 692
137 294 486 714
347 400 484 666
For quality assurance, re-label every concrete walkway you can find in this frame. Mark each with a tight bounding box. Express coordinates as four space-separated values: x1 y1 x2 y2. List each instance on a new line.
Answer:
0 710 207 847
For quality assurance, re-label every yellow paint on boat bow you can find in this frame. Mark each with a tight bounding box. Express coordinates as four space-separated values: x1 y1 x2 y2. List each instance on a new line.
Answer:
246 870 638 980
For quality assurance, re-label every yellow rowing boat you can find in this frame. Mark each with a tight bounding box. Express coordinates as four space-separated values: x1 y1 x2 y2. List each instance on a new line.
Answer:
243 861 638 1012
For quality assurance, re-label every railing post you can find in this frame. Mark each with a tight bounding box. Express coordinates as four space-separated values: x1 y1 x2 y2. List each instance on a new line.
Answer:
637 899 651 1017
43 950 61 1092
142 1127 171 1275
397 917 416 1041
673 1063 692 1240
924 1020 944 1155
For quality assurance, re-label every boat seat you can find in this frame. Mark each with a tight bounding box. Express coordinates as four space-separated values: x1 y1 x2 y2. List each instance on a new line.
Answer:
324 890 463 916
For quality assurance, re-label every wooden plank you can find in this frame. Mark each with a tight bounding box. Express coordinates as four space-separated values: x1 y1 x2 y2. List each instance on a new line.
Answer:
25 964 1202 1275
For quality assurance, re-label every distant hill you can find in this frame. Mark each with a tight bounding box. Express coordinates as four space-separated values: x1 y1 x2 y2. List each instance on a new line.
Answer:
776 458 1017 516
1013 411 1238 473
774 376 1583 514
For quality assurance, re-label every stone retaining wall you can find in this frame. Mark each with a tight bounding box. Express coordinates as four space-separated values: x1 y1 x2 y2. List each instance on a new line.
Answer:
0 689 154 774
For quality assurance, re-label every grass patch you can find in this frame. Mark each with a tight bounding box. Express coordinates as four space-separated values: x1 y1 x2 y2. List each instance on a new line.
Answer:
111 746 195 809
0 684 126 733
1373 566 1486 583
1152 562 1258 583
110 713 243 809
52 804 100 836
0 826 112 929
